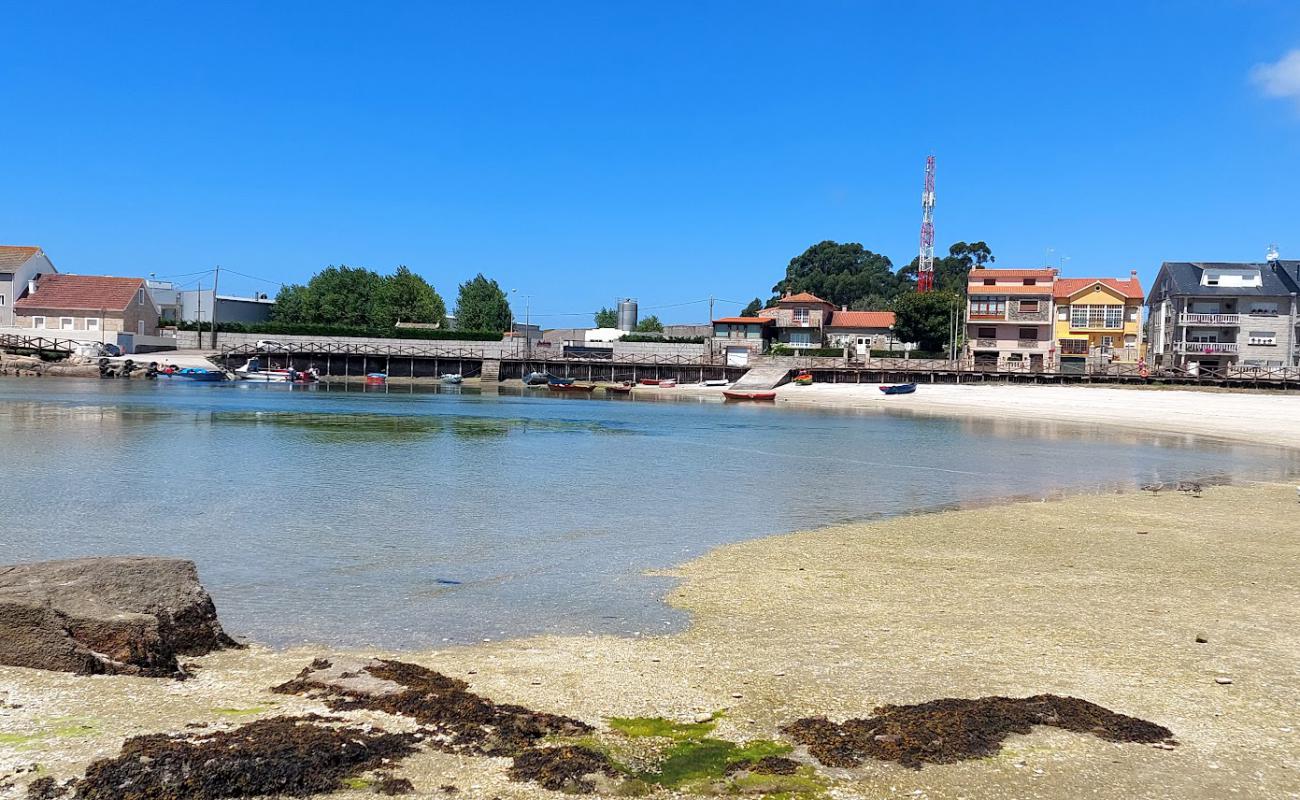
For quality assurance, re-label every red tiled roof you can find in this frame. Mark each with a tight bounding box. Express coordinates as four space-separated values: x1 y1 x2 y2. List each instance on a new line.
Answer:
1053 277 1144 300
967 268 1058 279
776 291 833 306
756 307 778 318
828 310 895 329
966 284 1055 295
13 274 147 313
713 316 774 325
0 246 42 271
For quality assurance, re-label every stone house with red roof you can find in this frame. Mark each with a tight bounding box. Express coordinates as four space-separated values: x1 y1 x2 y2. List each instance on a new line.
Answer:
13 273 160 337
825 310 897 356
0 246 57 327
965 268 1059 370
757 292 838 351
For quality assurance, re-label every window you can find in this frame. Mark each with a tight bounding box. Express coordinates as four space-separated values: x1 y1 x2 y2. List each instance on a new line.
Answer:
1019 299 1039 313
86 318 100 331
32 316 45 329
1023 278 1036 286
970 299 1005 317
793 307 810 325
1248 331 1276 346
138 319 146 335
1018 327 1038 341
0 294 5 306
1248 301 1278 315
1060 339 1088 355
1070 304 1123 328
138 290 145 307
60 317 74 330
1057 306 1068 321
977 327 996 339
983 278 995 286
1101 336 1114 349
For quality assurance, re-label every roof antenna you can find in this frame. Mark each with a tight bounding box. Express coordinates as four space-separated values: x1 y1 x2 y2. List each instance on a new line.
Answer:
1265 243 1279 263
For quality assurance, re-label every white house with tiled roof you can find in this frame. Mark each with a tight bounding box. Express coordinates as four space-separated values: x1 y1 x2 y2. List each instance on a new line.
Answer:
826 310 897 356
0 246 57 327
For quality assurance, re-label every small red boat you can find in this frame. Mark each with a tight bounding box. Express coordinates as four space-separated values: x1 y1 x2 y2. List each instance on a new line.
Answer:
723 390 777 402
605 383 633 394
638 378 663 386
549 383 596 393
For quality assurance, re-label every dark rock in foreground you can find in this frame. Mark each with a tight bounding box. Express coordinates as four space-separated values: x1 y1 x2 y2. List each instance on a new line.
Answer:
0 557 237 677
782 694 1175 769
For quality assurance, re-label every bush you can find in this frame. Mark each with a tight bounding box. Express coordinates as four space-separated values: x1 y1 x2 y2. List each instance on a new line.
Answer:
620 334 706 344
169 320 502 342
797 347 848 357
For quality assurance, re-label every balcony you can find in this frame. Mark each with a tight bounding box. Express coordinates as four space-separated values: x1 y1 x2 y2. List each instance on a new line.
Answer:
968 313 1006 321
974 338 997 348
1016 339 1044 349
1179 313 1240 326
1175 341 1239 354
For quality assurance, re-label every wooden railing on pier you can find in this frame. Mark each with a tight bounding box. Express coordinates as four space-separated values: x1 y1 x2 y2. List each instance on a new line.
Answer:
0 334 78 355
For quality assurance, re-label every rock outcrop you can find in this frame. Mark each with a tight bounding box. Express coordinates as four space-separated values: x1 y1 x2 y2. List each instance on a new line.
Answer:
0 557 238 677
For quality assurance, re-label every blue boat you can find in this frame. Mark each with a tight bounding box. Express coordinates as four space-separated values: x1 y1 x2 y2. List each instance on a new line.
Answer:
171 367 227 382
547 375 575 386
878 382 916 395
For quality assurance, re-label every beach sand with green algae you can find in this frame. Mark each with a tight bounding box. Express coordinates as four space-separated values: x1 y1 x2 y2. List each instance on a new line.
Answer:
3 483 1298 799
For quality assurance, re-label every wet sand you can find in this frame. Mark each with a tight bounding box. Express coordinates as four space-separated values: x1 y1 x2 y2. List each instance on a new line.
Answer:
3 483 1298 798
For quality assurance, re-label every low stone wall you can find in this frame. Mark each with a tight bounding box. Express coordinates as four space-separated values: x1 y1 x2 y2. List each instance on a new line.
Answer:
611 341 707 360
174 329 521 356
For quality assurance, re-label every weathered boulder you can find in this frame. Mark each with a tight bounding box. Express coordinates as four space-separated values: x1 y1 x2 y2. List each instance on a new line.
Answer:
0 557 238 677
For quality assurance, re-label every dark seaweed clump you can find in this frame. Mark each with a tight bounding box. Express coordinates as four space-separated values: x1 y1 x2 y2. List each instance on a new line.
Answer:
65 716 419 800
25 777 69 799
273 658 591 756
507 746 619 793
372 774 415 795
782 694 1175 769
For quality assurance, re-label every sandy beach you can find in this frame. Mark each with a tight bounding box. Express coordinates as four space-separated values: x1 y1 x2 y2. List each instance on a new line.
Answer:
658 382 1300 450
3 482 1298 799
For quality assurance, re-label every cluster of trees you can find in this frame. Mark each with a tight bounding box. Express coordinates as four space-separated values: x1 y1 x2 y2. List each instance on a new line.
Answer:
273 267 513 333
747 239 997 352
593 308 664 333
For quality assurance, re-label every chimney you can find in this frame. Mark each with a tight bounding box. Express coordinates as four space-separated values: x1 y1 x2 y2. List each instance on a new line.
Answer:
841 305 847 311
27 279 37 296
1266 244 1279 264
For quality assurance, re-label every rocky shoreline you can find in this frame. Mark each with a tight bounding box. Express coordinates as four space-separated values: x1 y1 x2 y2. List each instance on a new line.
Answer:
3 483 1298 798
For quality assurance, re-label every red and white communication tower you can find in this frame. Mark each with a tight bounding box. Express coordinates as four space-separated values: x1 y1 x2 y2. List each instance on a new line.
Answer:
916 155 936 293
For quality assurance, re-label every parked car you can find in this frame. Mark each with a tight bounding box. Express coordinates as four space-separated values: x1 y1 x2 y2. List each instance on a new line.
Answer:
255 339 289 351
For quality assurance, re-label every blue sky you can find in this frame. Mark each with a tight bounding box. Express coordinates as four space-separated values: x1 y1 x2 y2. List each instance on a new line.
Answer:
3 1 1299 325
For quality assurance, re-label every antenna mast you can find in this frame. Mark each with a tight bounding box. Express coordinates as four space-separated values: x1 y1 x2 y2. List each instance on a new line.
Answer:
917 155 936 292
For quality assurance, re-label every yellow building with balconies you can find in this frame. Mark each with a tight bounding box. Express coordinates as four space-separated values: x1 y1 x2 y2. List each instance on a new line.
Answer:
1053 273 1145 372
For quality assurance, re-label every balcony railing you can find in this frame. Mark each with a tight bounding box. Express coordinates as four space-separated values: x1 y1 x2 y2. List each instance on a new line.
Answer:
1008 309 1051 322
968 312 1006 321
1175 341 1239 354
1016 340 1043 349
974 338 997 348
1179 313 1241 326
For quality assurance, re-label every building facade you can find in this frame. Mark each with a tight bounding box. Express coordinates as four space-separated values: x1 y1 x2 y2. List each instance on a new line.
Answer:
965 268 1058 370
0 246 57 328
1052 274 1144 372
710 316 774 366
825 311 897 356
12 274 161 337
1146 260 1300 371
758 292 837 351
178 290 275 325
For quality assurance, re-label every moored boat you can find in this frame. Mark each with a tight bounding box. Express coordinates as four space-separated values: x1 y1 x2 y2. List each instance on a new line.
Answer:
547 375 575 386
523 371 550 386
440 373 463 384
171 367 227 382
548 383 596 392
701 378 729 387
879 382 917 395
658 378 677 388
794 372 813 385
723 390 777 402
366 373 387 385
605 383 633 394
638 378 662 386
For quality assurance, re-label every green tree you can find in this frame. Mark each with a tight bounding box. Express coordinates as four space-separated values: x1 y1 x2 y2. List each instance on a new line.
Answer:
454 274 512 333
772 241 899 309
594 307 618 327
374 266 446 327
270 283 311 323
891 291 962 353
897 241 996 295
306 265 386 326
740 297 763 317
634 315 663 333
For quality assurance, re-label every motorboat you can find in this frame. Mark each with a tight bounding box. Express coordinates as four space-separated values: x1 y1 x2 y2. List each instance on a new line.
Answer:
879 383 917 395
441 373 463 384
234 358 318 383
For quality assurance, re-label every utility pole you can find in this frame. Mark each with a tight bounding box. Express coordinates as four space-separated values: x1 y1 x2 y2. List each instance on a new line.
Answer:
196 276 203 348
210 266 221 349
709 295 715 322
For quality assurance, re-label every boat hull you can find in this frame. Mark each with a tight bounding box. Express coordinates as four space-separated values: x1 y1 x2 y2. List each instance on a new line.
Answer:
723 390 776 402
879 383 917 395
